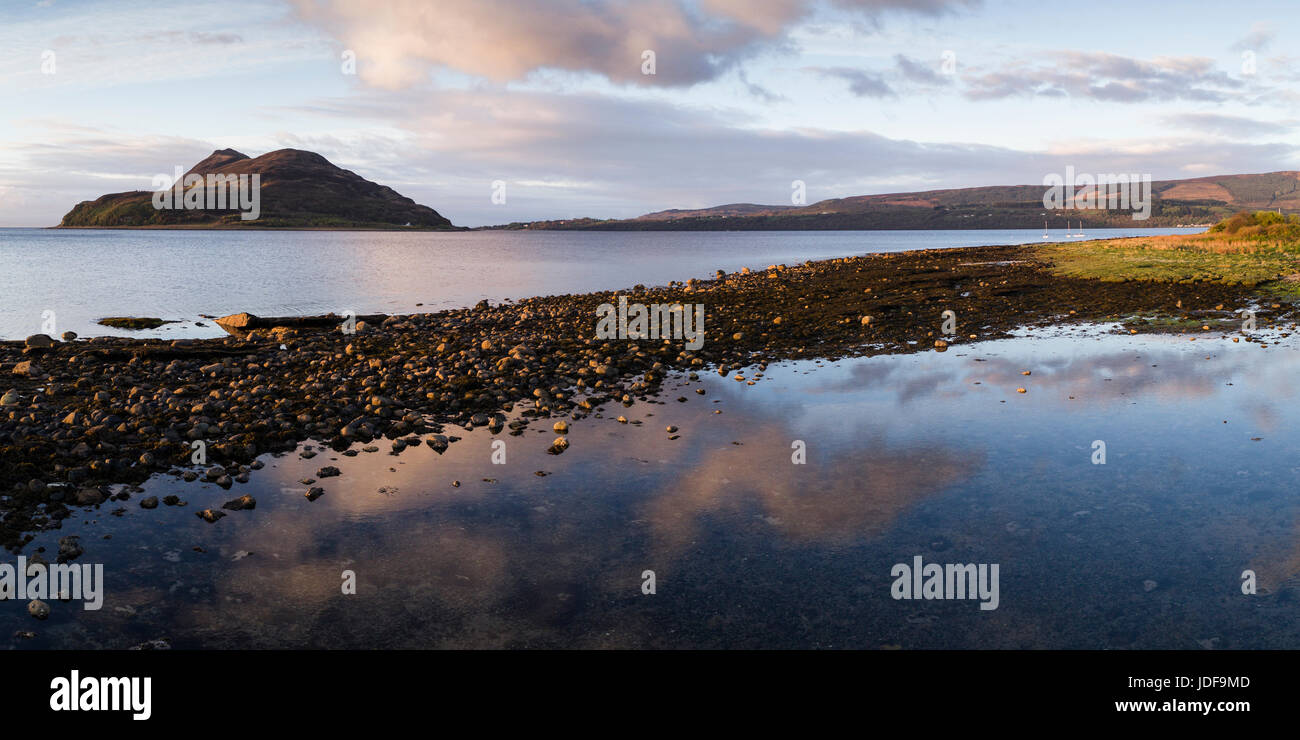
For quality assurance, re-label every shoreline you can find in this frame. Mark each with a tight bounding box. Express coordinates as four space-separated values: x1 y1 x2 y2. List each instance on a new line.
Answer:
0 240 1286 552
46 225 468 232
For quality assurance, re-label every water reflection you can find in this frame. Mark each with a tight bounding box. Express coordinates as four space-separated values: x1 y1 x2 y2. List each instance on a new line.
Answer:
6 327 1300 648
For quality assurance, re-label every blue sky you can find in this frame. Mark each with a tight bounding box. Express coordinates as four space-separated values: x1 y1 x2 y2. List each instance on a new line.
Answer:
1 0 1298 226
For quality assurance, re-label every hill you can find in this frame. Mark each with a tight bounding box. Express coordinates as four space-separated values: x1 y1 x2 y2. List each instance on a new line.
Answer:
491 171 1300 231
58 148 455 229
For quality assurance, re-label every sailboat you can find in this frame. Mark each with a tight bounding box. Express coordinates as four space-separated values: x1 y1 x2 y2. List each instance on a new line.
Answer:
1042 219 1049 239
1073 220 1085 238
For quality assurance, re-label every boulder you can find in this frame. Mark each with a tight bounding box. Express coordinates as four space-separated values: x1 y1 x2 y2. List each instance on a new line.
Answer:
214 312 259 332
24 334 55 349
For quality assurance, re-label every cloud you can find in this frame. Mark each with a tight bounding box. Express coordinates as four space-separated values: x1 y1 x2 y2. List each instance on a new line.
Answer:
0 123 224 226
133 30 245 45
1160 112 1294 138
3 90 1297 228
964 52 1245 103
737 69 786 102
808 54 951 97
1231 21 1276 52
809 65 895 97
0 1 311 92
288 0 980 88
894 53 949 85
255 87 1299 226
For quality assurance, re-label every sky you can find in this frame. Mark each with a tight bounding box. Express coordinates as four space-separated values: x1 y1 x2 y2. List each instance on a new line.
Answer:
0 0 1298 227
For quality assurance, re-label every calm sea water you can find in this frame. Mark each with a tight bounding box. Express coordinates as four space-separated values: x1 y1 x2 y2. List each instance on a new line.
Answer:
4 325 1299 648
10 224 1287 650
0 227 1203 341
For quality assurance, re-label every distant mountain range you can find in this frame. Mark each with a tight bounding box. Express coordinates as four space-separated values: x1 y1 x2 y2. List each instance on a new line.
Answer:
58 149 456 229
490 171 1300 231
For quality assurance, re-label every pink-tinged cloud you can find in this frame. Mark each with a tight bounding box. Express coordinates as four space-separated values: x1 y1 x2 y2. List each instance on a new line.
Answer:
289 0 979 88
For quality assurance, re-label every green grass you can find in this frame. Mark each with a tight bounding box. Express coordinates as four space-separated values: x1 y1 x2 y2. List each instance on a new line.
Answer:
1120 314 1232 331
1036 236 1300 287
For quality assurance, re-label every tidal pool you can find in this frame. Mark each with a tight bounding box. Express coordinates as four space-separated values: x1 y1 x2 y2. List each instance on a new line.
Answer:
5 325 1300 649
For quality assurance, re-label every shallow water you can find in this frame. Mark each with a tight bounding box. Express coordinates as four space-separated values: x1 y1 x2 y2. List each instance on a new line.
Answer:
5 324 1298 649
0 227 1203 341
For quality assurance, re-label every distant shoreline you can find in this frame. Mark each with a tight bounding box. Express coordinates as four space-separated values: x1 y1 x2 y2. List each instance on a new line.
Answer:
48 224 468 232
474 223 1214 232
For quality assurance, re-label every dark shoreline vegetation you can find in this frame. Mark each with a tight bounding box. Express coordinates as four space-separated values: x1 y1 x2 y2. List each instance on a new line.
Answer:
3 217 1299 556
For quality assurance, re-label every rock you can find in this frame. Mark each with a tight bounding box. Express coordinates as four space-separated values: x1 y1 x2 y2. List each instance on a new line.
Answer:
426 435 449 453
553 420 569 434
934 339 948 349
547 436 569 455
305 487 325 501
57 536 83 562
214 312 258 332
61 331 77 341
0 389 19 406
28 600 50 620
140 496 159 509
74 487 105 505
24 334 55 349
221 495 256 511
97 317 171 330
61 411 83 425
666 425 678 433
317 466 341 478
196 509 226 523
13 360 42 377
